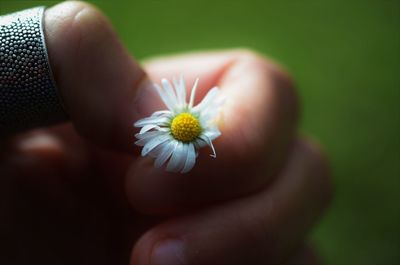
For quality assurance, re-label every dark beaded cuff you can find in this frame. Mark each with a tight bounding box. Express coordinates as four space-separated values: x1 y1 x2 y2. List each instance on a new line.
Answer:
0 7 67 137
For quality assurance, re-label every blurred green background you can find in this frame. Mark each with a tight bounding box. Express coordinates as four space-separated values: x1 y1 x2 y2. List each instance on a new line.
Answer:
1 0 399 264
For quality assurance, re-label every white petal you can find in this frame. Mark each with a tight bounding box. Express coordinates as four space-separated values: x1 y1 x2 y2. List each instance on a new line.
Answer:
199 107 220 124
151 110 172 117
162 78 178 107
199 135 217 158
173 77 180 101
173 75 187 107
181 143 196 173
194 138 207 148
193 87 220 112
154 83 175 111
140 125 169 134
135 130 162 139
179 74 187 105
188 78 199 108
166 142 188 172
134 116 170 127
141 134 171 156
135 138 152 147
154 141 177 168
134 131 165 146
148 140 169 158
140 124 160 134
203 128 221 141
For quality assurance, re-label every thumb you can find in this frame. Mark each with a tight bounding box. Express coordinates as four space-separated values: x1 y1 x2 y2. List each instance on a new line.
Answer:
45 1 155 152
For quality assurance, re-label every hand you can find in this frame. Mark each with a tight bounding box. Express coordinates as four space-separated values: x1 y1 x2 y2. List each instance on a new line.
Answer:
0 2 333 265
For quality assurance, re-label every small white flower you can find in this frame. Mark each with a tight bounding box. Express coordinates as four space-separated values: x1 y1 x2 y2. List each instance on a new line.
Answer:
134 76 223 173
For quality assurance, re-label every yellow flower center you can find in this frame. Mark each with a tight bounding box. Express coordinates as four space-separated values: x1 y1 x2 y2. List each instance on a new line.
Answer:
170 112 202 142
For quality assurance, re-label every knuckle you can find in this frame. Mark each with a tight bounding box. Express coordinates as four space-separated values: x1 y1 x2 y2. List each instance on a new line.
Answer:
236 48 300 127
234 48 296 88
266 63 300 127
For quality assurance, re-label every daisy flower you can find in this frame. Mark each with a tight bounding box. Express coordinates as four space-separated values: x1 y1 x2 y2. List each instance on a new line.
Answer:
134 76 224 173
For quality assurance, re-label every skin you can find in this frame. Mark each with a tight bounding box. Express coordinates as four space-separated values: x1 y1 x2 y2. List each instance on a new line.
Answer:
0 1 333 265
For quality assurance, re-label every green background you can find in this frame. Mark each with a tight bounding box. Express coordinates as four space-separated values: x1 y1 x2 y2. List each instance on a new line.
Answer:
1 0 399 264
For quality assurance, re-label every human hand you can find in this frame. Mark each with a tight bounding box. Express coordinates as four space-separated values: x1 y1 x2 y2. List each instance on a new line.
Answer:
0 2 333 265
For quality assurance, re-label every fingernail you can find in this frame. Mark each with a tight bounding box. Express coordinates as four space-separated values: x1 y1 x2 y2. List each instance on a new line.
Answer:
151 239 186 265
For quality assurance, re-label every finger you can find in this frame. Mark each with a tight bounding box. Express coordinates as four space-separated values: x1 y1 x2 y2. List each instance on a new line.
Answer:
126 49 299 213
130 139 333 265
1 126 86 176
1 124 137 205
44 1 154 151
0 125 89 195
1 131 67 181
